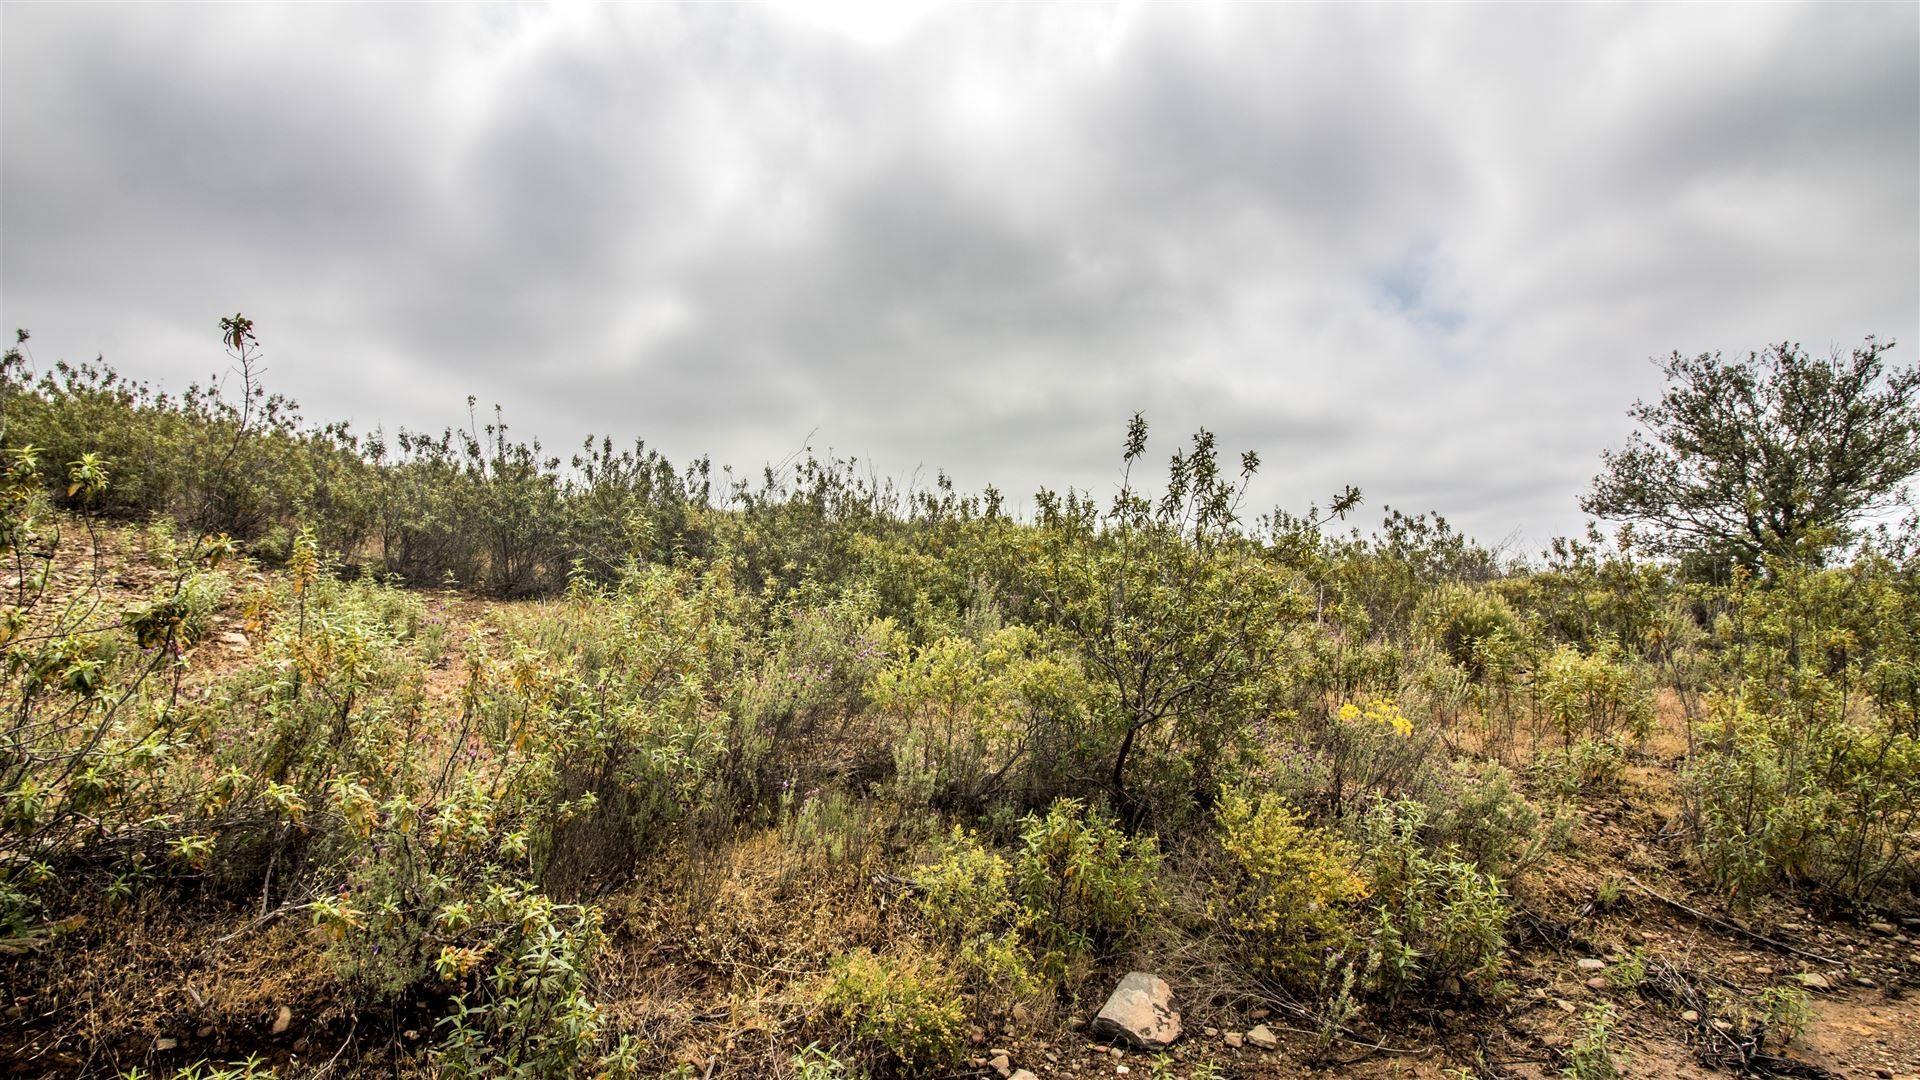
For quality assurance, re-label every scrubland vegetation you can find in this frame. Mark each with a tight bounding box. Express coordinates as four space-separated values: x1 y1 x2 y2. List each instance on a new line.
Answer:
1 320 1917 1078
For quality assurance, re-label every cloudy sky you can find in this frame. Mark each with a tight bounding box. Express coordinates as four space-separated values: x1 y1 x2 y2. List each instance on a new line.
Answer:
3 2 1915 548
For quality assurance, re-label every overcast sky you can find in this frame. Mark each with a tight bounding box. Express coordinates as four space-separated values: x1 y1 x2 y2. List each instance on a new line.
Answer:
3 2 1916 548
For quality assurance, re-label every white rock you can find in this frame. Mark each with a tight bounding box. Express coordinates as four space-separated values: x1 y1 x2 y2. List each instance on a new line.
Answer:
1246 1024 1278 1050
1090 972 1181 1049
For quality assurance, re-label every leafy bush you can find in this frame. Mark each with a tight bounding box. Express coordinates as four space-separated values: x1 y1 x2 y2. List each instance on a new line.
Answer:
1417 584 1526 681
818 951 967 1077
1012 798 1160 982
432 882 635 1079
1212 787 1367 982
1533 644 1652 747
1360 800 1511 1000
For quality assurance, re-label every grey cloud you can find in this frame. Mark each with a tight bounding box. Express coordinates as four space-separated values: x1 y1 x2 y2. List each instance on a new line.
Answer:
2 2 1914 549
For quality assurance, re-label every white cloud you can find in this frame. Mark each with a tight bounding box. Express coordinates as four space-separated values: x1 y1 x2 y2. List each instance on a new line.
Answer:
2 2 1913 548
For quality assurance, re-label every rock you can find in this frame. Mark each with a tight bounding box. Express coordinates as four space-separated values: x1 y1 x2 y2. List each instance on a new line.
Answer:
1245 1025 1278 1050
271 1005 292 1035
1224 1032 1243 1048
1680 1010 1700 1023
217 631 249 648
1009 1072 1037 1080
1858 976 1879 987
1585 977 1609 990
1795 972 1831 990
1575 958 1606 971
1869 921 1897 935
1202 1026 1219 1037
990 1053 1011 1077
1090 972 1181 1049
155 1038 177 1051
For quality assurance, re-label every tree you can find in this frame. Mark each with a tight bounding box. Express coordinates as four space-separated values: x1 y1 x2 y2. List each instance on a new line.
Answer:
1583 338 1919 569
1020 417 1323 828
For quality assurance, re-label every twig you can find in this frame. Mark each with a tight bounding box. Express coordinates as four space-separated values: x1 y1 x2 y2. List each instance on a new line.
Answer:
1622 874 1841 967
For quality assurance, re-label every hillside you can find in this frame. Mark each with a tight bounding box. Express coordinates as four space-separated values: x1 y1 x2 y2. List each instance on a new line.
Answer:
1 330 1918 1078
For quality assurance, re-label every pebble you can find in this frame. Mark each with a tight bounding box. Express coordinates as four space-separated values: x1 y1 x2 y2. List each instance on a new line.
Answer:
271 1005 292 1036
1246 1025 1278 1050
1585 977 1609 990
1576 958 1606 971
1680 1010 1700 1023
1796 972 1832 990
1223 1032 1243 1048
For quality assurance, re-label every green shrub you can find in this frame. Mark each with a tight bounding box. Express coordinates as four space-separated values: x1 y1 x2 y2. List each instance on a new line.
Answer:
1417 584 1526 681
1562 1003 1621 1080
1360 800 1511 1000
1212 787 1367 982
1533 644 1652 747
432 883 634 1079
1427 760 1565 881
818 951 967 1077
1012 798 1160 982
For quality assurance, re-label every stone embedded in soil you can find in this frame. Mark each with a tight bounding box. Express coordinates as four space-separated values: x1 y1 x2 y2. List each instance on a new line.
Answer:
1223 1032 1243 1048
1585 977 1609 990
1009 1071 1036 1080
1091 972 1181 1049
1576 958 1606 971
1680 1010 1700 1023
271 1005 292 1035
1246 1024 1278 1050
1796 972 1832 990
990 1053 1011 1076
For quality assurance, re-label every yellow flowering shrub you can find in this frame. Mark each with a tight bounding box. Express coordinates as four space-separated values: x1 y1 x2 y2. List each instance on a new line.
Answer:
1337 695 1414 736
1213 787 1368 982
